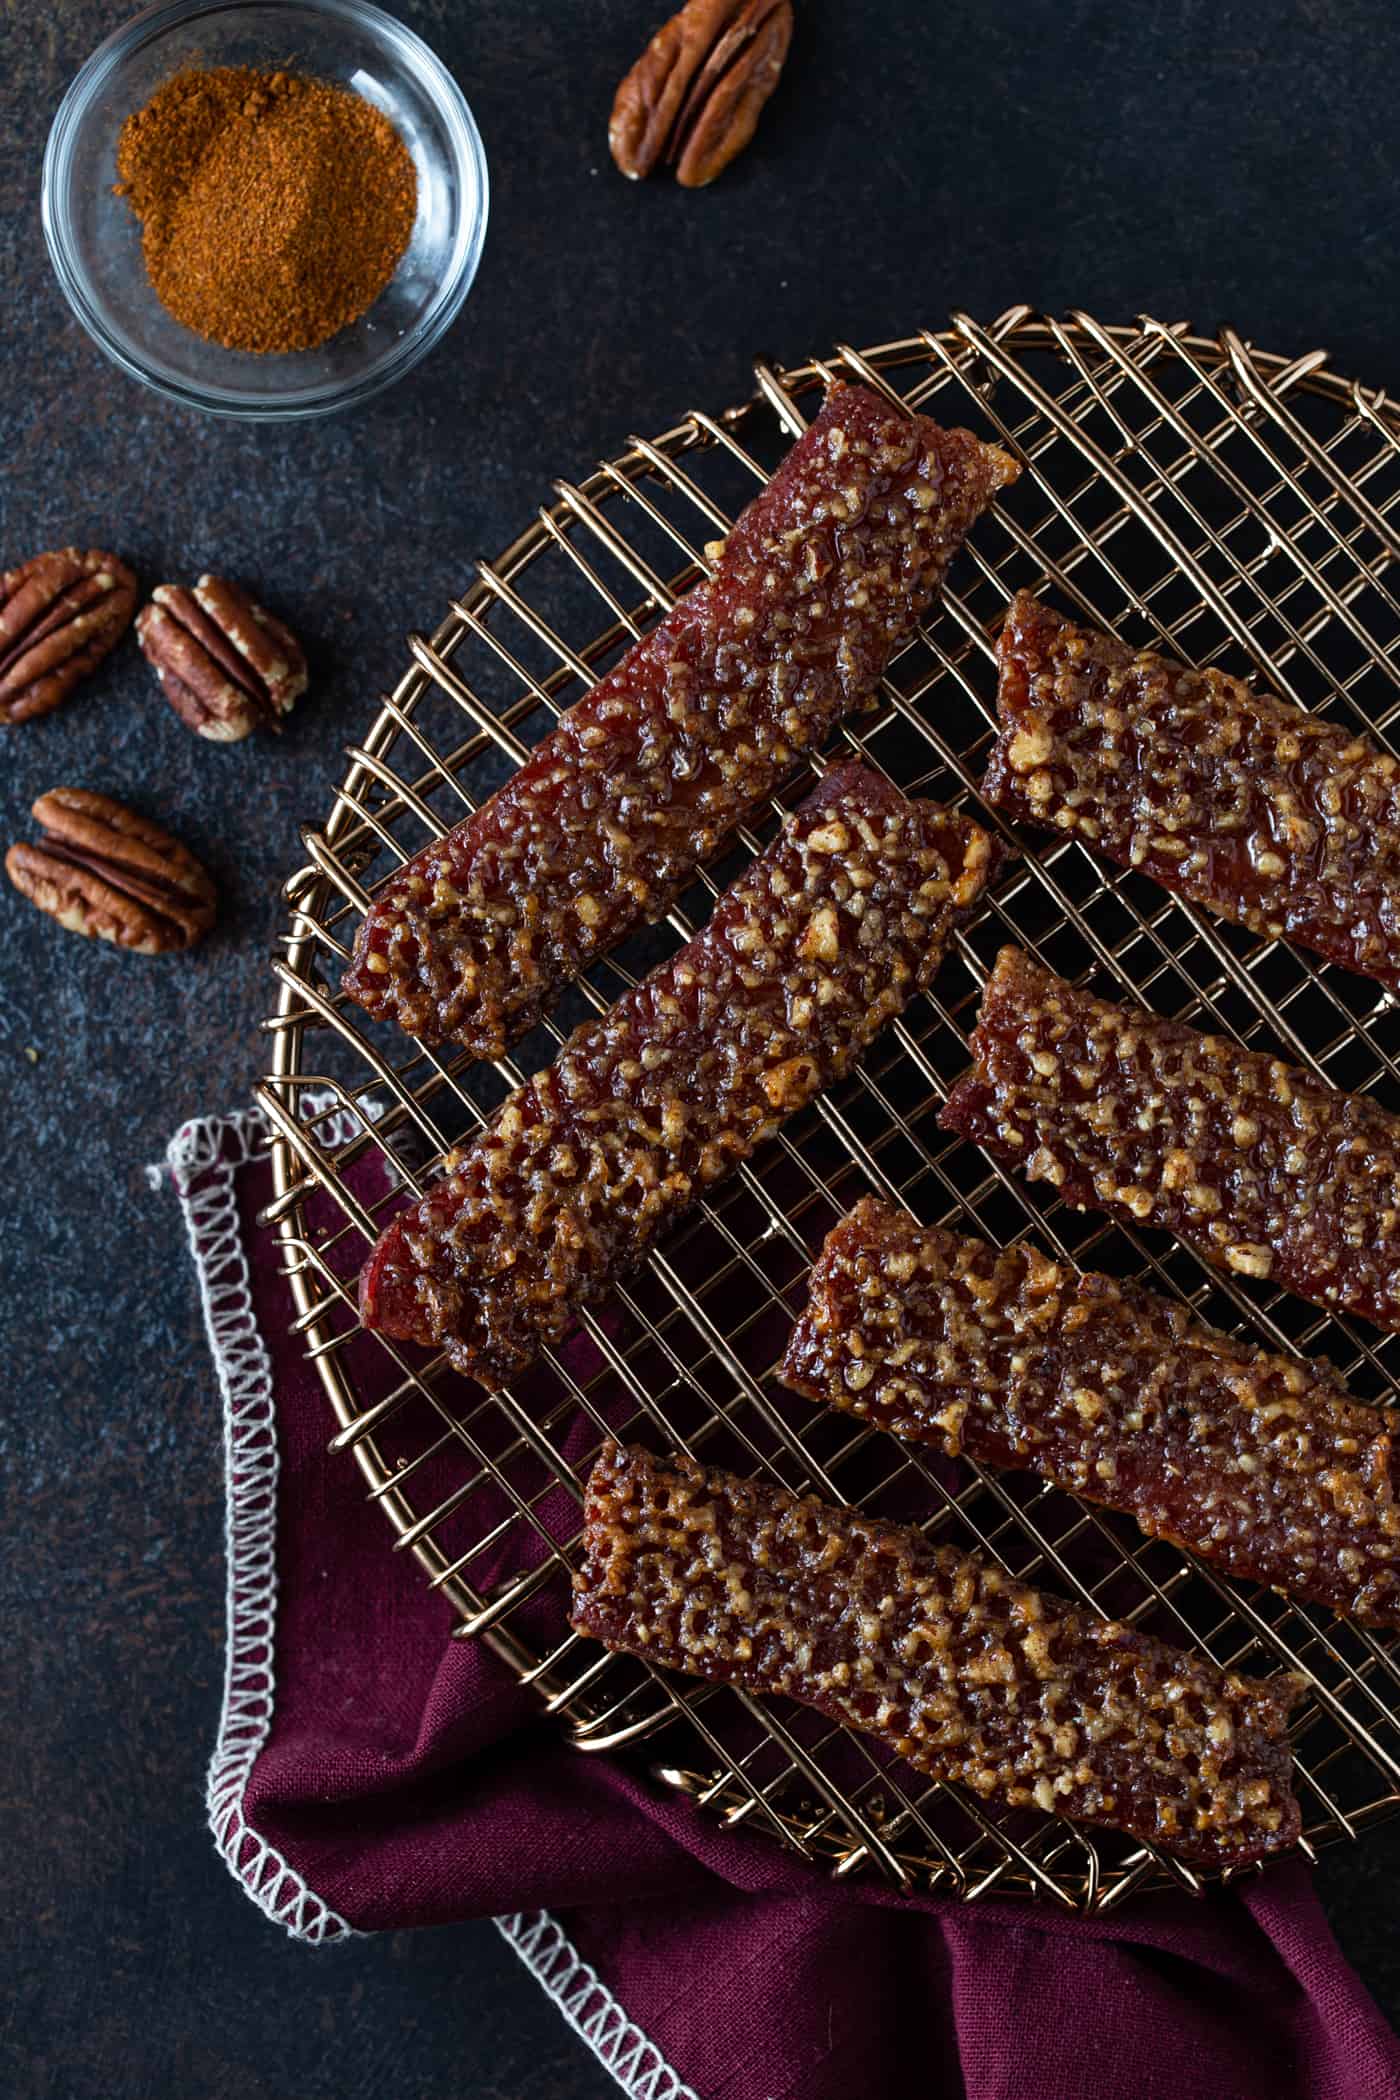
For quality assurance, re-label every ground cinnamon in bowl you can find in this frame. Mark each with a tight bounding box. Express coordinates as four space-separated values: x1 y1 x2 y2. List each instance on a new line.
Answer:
114 66 417 354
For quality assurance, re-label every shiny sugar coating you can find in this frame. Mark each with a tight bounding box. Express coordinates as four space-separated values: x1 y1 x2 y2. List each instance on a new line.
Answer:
342 385 1016 1055
571 1444 1305 1868
358 765 996 1387
782 1198 1400 1625
985 591 1400 994
940 946 1400 1333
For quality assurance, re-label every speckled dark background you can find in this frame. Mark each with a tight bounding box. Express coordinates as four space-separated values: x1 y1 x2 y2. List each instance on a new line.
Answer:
6 3 1400 2095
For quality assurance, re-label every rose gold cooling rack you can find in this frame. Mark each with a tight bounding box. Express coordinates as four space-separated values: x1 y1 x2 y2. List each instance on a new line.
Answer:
258 308 1400 1911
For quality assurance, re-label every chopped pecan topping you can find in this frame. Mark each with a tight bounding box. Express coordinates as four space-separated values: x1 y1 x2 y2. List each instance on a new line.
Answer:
984 591 1400 996
0 549 138 724
572 1444 1306 1867
610 0 794 188
941 947 1400 1335
5 787 215 952
782 1198 1400 1626
137 575 307 741
343 385 1016 1055
359 765 998 1386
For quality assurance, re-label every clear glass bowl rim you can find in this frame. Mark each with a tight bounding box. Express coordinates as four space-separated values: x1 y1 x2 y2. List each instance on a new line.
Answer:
41 0 490 421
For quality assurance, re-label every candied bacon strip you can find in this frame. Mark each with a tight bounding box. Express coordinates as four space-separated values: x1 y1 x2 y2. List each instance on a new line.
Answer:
984 591 1400 994
342 384 1017 1055
359 765 997 1387
571 1443 1305 1867
939 946 1400 1334
781 1198 1400 1626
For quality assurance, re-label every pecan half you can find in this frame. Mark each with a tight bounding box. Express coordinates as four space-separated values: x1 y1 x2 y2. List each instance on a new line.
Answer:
6 788 216 953
137 575 308 741
610 0 794 189
0 548 138 724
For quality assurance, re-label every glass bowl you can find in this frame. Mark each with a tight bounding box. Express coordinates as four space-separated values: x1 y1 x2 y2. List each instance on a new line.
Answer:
42 0 489 419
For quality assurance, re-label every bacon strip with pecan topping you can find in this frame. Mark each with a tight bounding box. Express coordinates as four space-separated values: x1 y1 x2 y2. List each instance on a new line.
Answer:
342 385 1016 1055
359 765 997 1387
781 1198 1400 1625
571 1443 1305 1867
984 591 1400 993
939 946 1400 1333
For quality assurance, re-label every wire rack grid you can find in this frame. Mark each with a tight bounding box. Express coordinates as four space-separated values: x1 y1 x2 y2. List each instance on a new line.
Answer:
258 308 1400 1913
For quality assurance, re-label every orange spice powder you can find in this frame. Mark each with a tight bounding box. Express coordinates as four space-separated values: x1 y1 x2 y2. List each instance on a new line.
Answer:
115 66 418 354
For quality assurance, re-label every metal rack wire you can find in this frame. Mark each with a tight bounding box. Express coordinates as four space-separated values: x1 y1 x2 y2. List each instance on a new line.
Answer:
258 309 1400 1911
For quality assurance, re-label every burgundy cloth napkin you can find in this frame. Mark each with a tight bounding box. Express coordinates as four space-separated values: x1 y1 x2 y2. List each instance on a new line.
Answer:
164 1107 1400 2100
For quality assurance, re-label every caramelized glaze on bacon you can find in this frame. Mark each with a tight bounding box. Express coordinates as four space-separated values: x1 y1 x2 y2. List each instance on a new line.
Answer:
940 947 1400 1332
984 592 1400 993
343 386 1015 1055
359 766 997 1386
782 1198 1400 1625
571 1443 1305 1867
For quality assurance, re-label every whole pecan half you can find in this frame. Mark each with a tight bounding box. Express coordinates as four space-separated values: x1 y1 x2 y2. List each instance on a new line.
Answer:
0 548 138 724
6 788 216 953
137 575 308 741
610 0 794 189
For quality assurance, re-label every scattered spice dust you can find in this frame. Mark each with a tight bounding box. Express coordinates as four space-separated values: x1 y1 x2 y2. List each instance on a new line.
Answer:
114 66 418 354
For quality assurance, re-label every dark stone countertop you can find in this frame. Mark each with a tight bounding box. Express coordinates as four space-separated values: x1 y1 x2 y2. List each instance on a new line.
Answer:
5 3 1400 2094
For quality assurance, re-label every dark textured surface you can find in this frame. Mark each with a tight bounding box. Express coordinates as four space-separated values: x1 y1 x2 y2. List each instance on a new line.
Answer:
4 3 1400 2095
